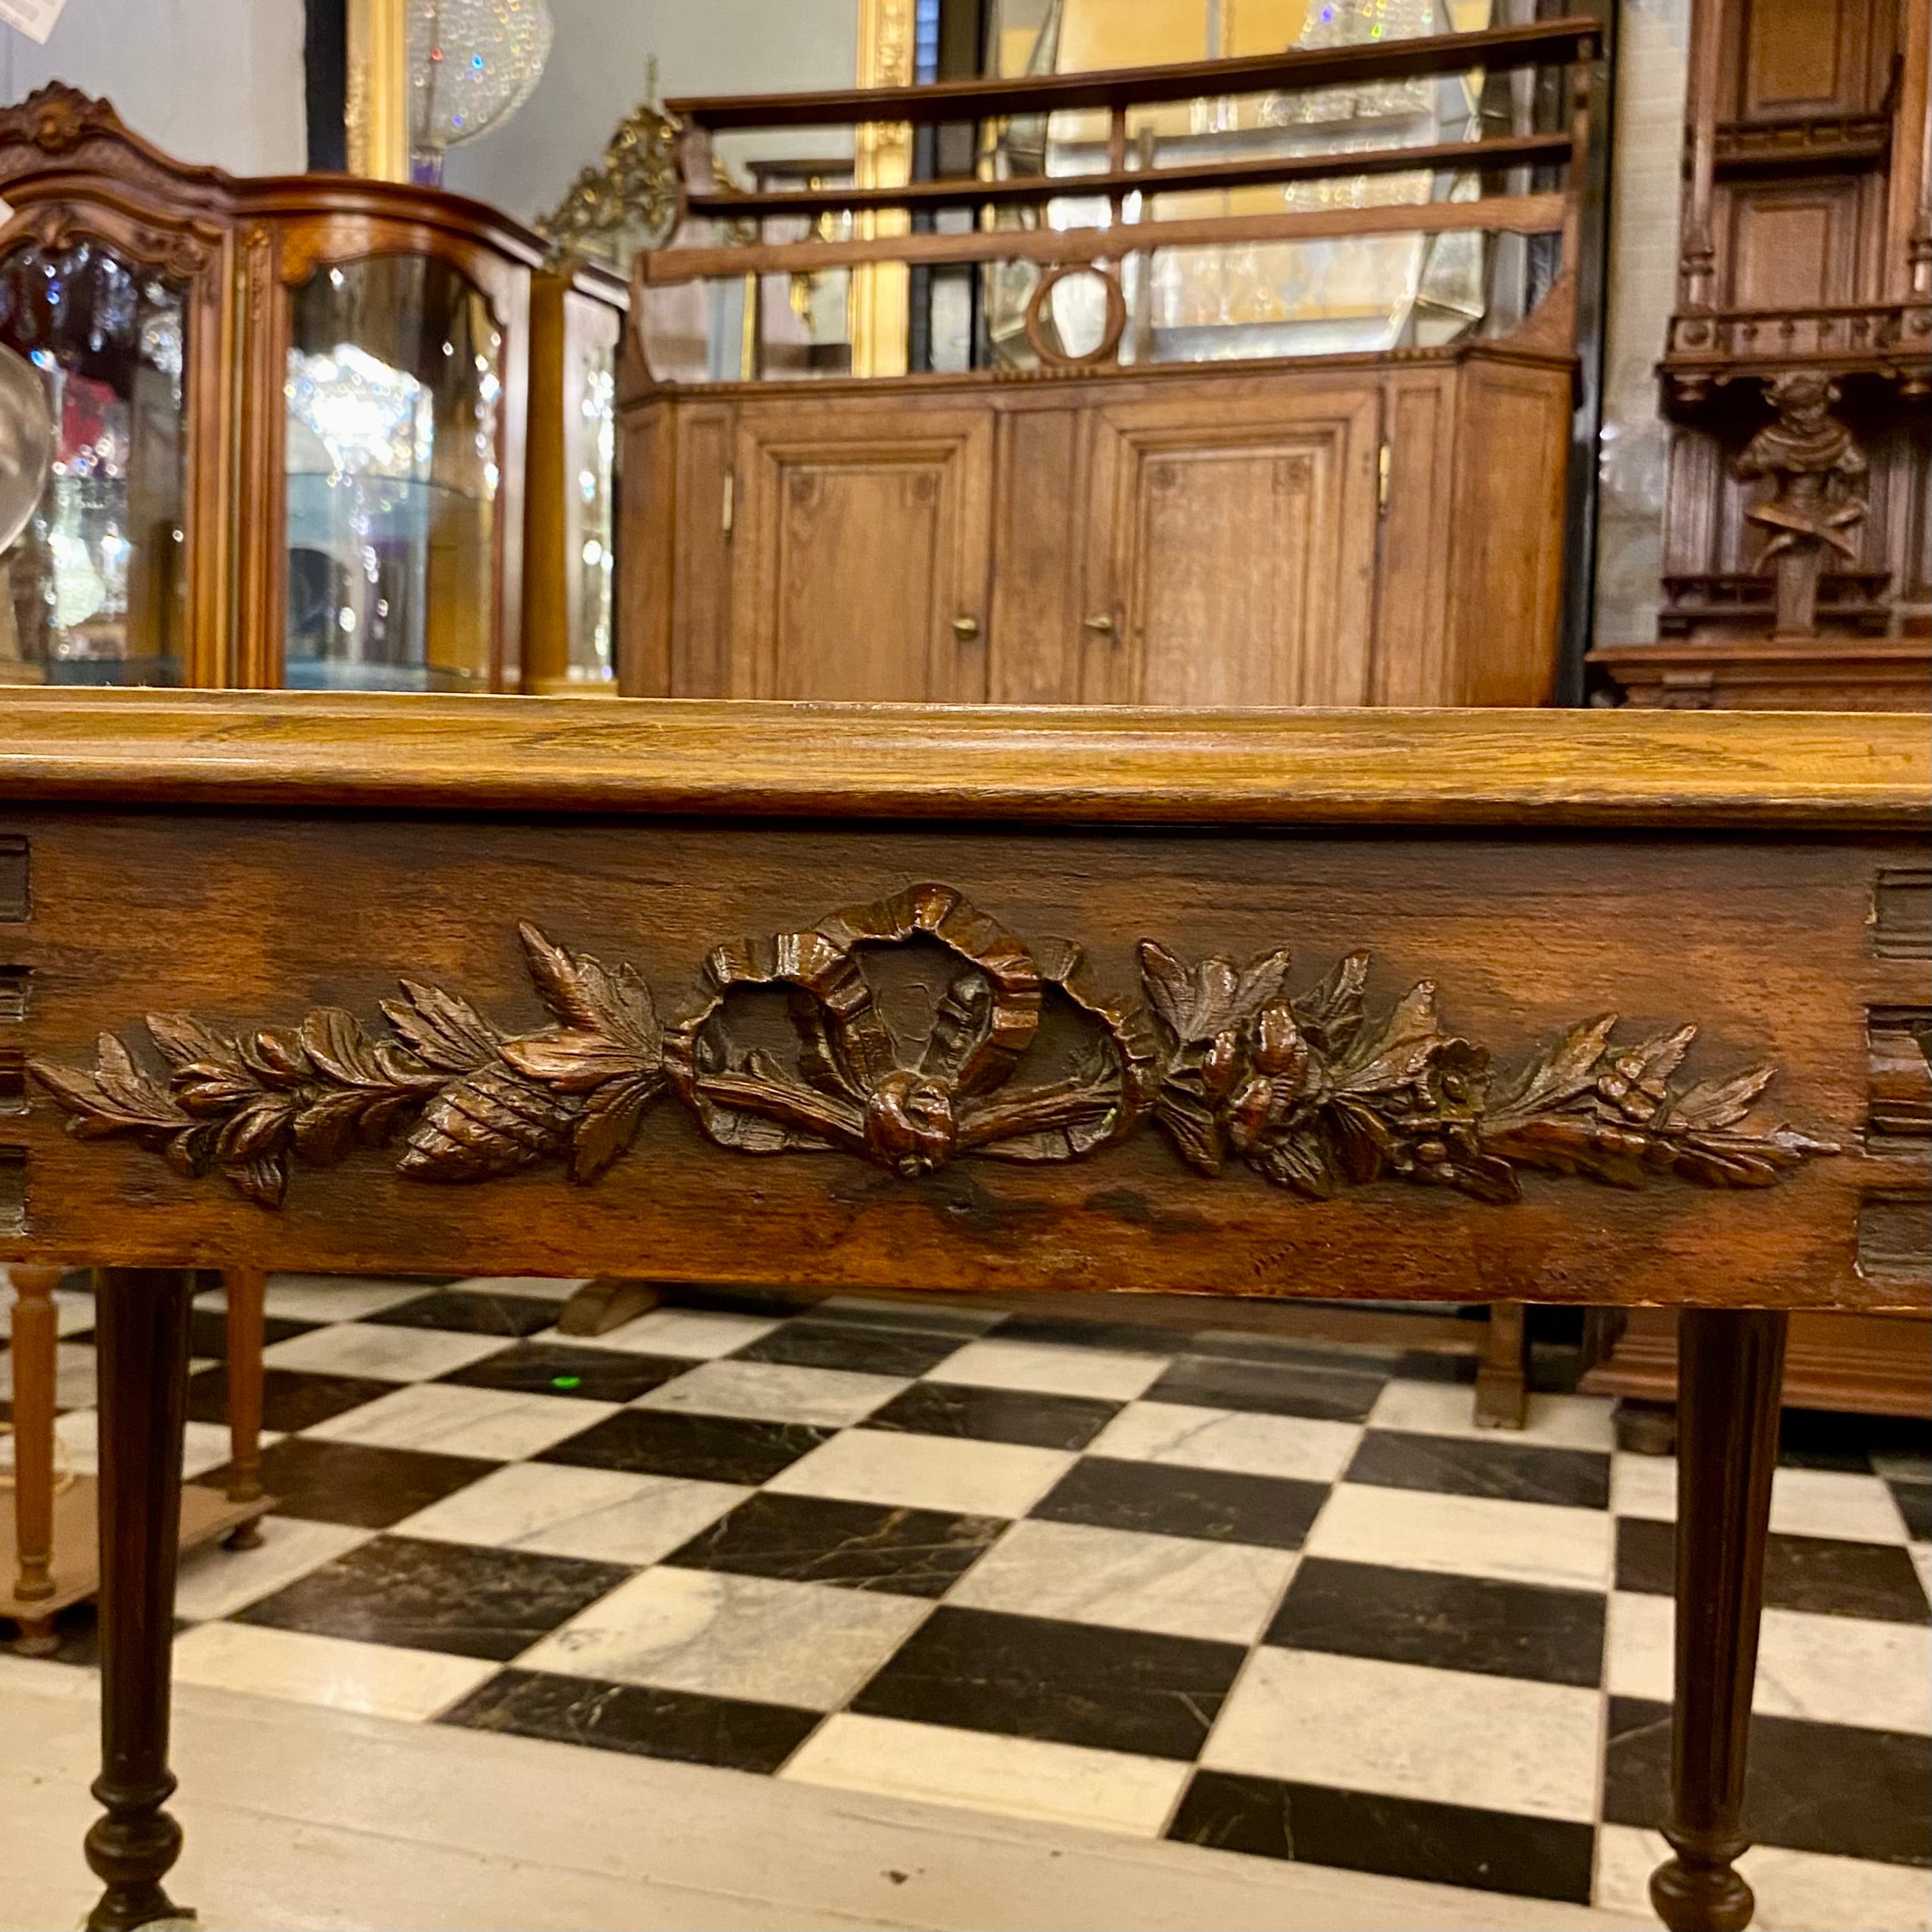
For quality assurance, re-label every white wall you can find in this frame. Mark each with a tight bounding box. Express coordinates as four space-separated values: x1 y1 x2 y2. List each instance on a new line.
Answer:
443 0 858 223
1 0 306 175
1591 0 1689 650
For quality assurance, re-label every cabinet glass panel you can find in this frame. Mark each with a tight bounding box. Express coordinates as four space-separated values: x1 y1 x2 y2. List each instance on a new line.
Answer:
0 240 188 686
571 310 616 680
285 256 501 691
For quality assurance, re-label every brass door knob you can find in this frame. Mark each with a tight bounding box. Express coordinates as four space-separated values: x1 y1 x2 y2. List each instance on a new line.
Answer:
952 615 981 641
1083 612 1116 636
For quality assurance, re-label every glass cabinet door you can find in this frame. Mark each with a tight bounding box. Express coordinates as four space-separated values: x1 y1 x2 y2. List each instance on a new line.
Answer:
565 291 617 683
283 255 502 691
0 239 189 686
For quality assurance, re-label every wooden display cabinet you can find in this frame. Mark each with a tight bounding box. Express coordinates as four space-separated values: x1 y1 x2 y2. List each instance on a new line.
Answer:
522 260 627 694
0 83 626 696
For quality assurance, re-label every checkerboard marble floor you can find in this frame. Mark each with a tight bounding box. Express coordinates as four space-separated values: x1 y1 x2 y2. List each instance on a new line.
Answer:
4 1274 1928 1932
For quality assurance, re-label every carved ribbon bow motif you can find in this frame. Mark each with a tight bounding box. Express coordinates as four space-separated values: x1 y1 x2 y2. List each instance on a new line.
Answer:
28 885 1836 1210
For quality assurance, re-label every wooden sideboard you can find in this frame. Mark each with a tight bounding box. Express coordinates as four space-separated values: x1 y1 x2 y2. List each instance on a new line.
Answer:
618 17 1600 708
621 349 1572 707
0 691 1925 1932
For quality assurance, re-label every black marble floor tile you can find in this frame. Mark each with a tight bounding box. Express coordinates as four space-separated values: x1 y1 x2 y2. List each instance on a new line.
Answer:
185 1364 394 1434
186 1307 315 1359
666 1283 820 1319
987 1314 1183 1355
234 1534 630 1662
365 1289 561 1338
537 1408 831 1485
1345 1429 1610 1510
233 1436 496 1529
853 1605 1244 1760
1617 1515 1931 1622
810 1300 997 1337
663 1491 1004 1597
862 1379 1120 1451
1775 1408 1879 1473
439 1342 694 1405
440 1667 820 1773
1889 1478 1932 1543
733 1317 967 1378
1142 1352 1384 1423
1604 1695 1932 1868
1169 1770 1595 1905
1031 1456 1328 1550
1265 1556 1605 1688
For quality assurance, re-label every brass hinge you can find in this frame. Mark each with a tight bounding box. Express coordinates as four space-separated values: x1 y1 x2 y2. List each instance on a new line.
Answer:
722 471 735 534
1377 442 1390 517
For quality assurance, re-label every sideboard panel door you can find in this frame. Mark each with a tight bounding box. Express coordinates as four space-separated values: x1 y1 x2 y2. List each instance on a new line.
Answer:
730 404 994 702
1084 386 1381 707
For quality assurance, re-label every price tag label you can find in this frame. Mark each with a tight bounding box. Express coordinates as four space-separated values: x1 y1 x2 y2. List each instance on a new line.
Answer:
0 0 71 44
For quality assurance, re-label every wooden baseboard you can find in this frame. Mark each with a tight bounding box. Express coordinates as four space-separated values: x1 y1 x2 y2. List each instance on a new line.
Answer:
1580 1308 1932 1417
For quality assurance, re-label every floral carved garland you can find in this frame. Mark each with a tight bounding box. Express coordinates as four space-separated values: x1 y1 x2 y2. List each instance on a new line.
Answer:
29 883 1837 1210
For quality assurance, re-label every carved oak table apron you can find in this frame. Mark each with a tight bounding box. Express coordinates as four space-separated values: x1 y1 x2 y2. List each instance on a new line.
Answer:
0 691 1925 1932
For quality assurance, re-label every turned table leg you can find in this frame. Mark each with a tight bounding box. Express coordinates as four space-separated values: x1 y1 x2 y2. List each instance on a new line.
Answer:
87 1268 196 1932
220 1268 266 1549
8 1263 61 1650
1649 1307 1786 1932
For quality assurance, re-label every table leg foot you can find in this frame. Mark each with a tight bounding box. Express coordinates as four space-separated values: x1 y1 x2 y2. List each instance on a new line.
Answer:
85 1269 198 1932
1647 1306 1785 1932
12 1612 59 1656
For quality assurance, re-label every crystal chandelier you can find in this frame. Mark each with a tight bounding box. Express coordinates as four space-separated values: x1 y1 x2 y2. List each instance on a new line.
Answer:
408 0 555 186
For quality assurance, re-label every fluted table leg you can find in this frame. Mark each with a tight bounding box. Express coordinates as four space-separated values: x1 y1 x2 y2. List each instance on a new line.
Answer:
1649 1307 1785 1932
86 1267 197 1931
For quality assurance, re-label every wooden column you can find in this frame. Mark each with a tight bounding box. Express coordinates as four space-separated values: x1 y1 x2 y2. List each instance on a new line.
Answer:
220 1267 267 1549
86 1268 195 1932
1649 1307 1787 1932
7 1263 62 1646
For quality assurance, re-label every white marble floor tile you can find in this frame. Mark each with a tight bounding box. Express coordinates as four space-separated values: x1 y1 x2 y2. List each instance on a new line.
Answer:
1594 1825 1932 1932
1611 1456 1916 1545
38 1412 241 1482
301 1382 618 1461
764 1429 1075 1520
0 1340 96 1408
173 1518 376 1622
1771 1467 1915 1545
1203 1647 1602 1824
633 1359 907 1428
1306 1482 1613 1591
394 1462 747 1564
171 1622 497 1723
259 1274 444 1322
1089 1401 1361 1484
1609 1451 1676 1521
445 1274 591 1302
519 1566 930 1710
930 1337 1166 1401
1608 1589 1932 1732
783 1712 1190 1838
262 1322 508 1383
571 1306 785 1359
1369 1378 1614 1451
946 1518 1296 1645
1912 1542 1932 1600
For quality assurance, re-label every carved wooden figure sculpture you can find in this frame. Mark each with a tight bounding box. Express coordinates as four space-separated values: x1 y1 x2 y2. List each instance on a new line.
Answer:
1735 373 1869 639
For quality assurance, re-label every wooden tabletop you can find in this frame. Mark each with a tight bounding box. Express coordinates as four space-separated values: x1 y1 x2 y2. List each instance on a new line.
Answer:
0 690 1924 829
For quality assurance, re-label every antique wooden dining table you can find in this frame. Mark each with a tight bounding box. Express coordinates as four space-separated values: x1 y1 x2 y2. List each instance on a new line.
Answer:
0 688 1925 1932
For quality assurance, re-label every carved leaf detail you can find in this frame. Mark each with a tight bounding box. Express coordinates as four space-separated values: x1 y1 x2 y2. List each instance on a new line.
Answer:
27 893 1840 1211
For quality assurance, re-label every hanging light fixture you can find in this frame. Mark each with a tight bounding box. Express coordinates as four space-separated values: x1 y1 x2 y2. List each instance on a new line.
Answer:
407 0 555 186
